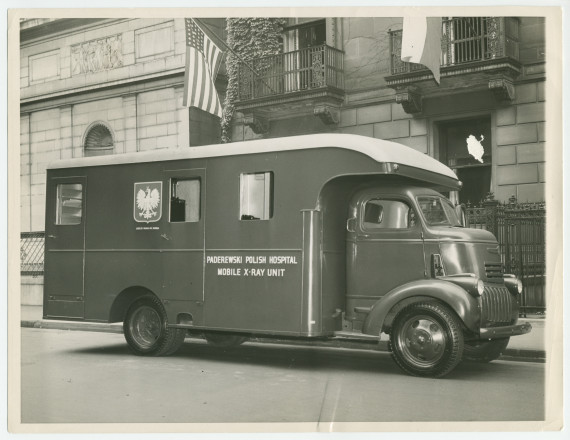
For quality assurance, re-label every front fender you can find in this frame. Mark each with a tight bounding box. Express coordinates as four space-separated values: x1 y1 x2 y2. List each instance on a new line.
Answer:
362 279 480 335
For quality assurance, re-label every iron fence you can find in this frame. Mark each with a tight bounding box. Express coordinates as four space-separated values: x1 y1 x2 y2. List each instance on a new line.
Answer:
20 231 45 276
465 197 546 316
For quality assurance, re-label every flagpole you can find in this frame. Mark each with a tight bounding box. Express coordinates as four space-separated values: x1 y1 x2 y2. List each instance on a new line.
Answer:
193 18 278 94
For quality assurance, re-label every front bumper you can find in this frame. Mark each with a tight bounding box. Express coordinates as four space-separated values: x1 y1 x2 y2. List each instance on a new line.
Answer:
479 321 532 340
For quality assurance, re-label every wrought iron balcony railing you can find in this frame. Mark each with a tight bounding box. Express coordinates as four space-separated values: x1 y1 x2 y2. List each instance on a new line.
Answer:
237 44 344 101
389 17 520 76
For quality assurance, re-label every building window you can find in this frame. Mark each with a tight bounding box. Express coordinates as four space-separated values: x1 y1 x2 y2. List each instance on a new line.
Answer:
283 20 326 51
442 17 520 65
170 178 200 222
240 172 274 220
56 183 83 225
282 20 327 91
438 117 492 204
84 122 114 157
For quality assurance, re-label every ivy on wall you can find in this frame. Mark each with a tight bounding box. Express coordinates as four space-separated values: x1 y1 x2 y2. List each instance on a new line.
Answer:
221 18 285 143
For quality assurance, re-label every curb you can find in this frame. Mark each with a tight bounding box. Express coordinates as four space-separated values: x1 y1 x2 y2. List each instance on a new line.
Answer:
501 348 546 363
21 320 123 334
21 320 546 362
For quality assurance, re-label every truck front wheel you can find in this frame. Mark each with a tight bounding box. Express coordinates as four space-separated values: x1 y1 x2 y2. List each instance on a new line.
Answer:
123 295 186 356
463 338 510 362
389 302 464 378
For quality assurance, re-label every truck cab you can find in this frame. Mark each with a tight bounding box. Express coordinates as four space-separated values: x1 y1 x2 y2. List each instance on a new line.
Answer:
344 184 530 377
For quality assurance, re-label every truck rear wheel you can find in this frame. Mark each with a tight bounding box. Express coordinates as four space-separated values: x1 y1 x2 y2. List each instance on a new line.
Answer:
463 338 510 363
389 302 464 378
204 333 248 347
123 295 186 356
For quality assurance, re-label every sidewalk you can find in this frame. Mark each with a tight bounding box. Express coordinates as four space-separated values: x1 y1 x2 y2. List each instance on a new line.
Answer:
20 305 546 361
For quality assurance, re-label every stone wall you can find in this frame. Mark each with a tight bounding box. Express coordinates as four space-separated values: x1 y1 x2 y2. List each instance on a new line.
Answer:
342 17 393 91
337 102 428 154
495 82 545 202
21 18 185 101
21 276 43 306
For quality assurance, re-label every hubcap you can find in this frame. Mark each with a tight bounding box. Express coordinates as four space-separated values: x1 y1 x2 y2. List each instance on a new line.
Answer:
396 315 447 368
129 306 162 349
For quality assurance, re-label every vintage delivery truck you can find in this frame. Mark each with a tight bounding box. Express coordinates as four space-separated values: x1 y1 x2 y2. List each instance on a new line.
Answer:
44 133 531 377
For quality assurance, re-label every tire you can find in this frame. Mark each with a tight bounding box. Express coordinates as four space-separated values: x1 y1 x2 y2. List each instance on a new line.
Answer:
463 338 510 363
389 302 464 378
204 333 248 348
123 295 186 356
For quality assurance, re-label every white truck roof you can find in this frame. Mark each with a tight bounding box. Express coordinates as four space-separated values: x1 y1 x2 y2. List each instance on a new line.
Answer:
48 133 458 181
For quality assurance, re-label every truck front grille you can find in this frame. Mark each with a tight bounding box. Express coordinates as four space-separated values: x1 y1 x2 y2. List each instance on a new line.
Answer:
485 262 504 282
481 285 514 325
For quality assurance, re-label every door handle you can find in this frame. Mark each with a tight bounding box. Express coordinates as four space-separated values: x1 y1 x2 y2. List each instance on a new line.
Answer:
160 233 171 241
346 217 356 233
47 234 56 239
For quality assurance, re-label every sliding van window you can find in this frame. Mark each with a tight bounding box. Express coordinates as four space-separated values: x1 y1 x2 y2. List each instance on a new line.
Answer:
170 178 200 222
240 172 274 220
56 183 83 225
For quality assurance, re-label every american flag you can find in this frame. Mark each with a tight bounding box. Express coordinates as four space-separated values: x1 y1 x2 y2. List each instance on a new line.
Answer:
183 19 223 117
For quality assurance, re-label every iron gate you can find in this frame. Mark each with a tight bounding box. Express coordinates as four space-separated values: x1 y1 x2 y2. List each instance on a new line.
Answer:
465 196 546 316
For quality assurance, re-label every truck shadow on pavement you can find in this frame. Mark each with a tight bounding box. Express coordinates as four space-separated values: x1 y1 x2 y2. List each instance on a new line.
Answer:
72 338 512 380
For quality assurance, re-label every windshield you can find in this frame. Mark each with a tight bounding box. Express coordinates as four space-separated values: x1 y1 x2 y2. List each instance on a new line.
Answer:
417 196 462 226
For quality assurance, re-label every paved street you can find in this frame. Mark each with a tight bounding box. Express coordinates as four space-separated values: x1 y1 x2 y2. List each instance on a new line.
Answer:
21 328 545 424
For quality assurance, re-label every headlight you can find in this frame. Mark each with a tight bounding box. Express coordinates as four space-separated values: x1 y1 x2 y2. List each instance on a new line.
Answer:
504 274 523 295
477 279 485 296
439 274 484 297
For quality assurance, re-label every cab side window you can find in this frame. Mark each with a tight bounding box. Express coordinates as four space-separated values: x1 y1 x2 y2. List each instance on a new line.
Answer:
363 199 416 229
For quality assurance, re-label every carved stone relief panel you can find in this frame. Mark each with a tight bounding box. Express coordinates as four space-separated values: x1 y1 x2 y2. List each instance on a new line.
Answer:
71 34 123 75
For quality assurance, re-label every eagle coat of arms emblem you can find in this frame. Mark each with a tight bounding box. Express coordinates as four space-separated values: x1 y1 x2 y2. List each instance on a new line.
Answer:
134 181 162 222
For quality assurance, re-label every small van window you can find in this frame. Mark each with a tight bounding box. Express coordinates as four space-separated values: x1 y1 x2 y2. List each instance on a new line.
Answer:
170 178 200 222
240 172 273 220
363 199 415 229
56 183 83 225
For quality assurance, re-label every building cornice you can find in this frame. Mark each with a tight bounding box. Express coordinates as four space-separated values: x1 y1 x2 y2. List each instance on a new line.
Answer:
20 18 132 46
20 69 228 115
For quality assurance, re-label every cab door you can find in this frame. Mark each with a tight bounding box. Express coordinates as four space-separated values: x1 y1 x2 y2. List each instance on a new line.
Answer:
44 176 86 318
347 194 426 300
160 169 206 323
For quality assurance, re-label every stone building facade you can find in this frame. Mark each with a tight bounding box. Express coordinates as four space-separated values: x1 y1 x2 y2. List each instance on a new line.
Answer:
231 17 546 204
19 16 546 305
20 17 225 233
19 17 225 303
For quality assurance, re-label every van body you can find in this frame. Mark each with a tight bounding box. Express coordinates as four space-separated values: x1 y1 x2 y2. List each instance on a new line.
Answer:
44 133 531 377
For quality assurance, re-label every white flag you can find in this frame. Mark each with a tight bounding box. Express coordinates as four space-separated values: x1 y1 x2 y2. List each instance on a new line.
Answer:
401 17 442 84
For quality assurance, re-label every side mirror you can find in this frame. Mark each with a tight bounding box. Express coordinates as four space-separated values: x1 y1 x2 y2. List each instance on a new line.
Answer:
455 204 466 227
